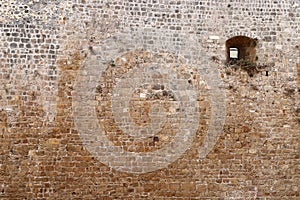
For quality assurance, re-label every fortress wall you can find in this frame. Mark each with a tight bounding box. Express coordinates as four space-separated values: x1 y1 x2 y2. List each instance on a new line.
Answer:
0 1 299 199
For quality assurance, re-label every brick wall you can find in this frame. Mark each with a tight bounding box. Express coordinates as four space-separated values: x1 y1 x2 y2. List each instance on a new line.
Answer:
0 0 299 199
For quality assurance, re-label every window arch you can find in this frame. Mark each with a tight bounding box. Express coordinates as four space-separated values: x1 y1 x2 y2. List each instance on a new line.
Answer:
226 36 257 64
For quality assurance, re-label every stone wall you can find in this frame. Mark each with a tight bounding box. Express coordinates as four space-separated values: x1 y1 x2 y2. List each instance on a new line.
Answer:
0 0 299 199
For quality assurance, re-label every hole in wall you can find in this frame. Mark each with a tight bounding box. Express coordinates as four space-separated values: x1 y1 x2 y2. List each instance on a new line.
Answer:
226 35 258 65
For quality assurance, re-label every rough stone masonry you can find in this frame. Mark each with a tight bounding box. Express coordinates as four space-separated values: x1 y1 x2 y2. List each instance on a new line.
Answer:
0 0 299 199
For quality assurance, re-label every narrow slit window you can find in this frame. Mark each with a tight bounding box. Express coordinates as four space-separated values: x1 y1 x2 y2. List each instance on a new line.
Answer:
229 48 239 59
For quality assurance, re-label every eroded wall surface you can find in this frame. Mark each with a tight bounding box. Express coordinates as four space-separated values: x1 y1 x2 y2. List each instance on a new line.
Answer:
0 0 299 199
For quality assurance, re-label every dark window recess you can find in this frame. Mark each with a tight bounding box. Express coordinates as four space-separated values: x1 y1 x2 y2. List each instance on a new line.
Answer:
226 36 257 65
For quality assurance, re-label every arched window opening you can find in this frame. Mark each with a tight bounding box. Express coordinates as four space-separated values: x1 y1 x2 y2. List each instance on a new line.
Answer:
226 36 257 65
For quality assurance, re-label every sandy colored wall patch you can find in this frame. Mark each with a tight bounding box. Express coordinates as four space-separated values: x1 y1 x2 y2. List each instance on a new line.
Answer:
0 0 299 199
